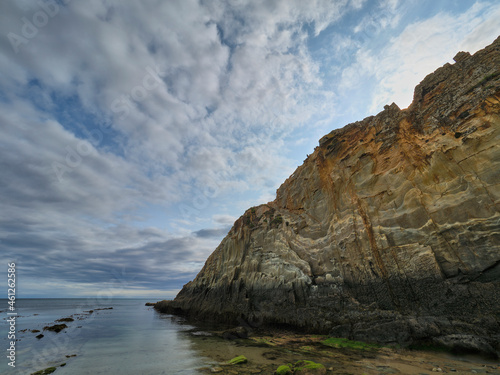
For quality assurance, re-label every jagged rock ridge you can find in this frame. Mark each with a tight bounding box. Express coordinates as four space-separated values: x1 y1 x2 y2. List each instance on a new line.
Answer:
157 36 500 356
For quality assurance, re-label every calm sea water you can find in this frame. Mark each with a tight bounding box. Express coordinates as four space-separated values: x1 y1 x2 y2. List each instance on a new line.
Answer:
0 298 218 374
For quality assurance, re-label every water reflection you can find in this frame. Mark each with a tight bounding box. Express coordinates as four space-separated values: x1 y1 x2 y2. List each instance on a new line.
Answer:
1 299 216 375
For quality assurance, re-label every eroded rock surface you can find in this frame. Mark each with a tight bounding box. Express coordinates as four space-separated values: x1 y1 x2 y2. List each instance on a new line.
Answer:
157 36 500 354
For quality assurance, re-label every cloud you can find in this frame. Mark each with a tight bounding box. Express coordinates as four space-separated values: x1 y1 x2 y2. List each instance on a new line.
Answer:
213 214 238 226
7 219 226 297
0 0 350 200
353 0 401 35
340 1 500 112
194 227 231 238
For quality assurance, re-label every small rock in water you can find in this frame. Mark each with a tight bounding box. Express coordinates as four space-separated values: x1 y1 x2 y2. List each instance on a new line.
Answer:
30 366 57 375
432 368 443 372
210 367 223 373
43 323 67 333
56 317 74 322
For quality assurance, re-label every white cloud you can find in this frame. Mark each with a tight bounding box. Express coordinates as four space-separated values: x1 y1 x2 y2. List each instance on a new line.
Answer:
341 1 500 112
353 0 401 34
1 0 361 296
213 214 238 226
0 0 334 205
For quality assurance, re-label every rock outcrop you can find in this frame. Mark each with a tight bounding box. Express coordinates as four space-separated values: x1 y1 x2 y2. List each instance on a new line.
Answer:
157 36 500 355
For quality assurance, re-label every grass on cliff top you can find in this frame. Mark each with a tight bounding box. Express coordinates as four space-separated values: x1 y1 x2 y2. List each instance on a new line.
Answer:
321 337 379 350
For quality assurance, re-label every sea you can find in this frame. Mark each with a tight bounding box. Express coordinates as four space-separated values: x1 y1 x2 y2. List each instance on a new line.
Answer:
0 298 227 375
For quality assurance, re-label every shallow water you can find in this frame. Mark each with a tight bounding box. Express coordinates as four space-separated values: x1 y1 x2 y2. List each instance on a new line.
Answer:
1 299 499 375
0 298 214 374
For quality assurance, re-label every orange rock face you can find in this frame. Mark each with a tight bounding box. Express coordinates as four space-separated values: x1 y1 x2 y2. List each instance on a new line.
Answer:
157 36 500 356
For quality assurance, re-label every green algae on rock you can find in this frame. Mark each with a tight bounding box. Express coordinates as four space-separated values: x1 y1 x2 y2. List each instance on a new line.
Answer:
321 337 379 350
294 360 326 375
227 355 248 365
276 364 293 374
274 361 326 375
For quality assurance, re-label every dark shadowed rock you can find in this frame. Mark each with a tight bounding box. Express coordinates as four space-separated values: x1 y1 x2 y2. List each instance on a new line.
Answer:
222 326 249 340
433 334 498 359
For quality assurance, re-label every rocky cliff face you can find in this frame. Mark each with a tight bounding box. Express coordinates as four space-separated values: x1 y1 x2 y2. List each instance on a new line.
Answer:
157 36 500 355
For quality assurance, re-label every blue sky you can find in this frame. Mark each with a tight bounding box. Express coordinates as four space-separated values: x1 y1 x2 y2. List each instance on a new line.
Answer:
1 0 499 299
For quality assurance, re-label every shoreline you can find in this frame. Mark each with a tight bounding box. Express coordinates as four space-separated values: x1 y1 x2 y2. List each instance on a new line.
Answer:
151 301 500 373
173 322 500 374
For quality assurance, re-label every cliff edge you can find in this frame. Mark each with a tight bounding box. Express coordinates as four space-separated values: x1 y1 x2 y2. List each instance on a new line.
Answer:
157 36 500 356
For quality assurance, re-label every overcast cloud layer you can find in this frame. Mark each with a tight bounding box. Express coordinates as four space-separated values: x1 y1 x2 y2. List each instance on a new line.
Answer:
1 0 499 298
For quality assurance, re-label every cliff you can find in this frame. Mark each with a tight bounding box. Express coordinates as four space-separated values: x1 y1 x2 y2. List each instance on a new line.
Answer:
157 36 500 356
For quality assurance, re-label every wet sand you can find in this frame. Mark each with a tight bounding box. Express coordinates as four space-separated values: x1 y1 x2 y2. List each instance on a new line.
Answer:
188 330 500 375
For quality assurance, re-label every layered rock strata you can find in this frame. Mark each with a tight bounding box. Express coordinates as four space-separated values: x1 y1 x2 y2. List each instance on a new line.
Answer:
157 36 500 355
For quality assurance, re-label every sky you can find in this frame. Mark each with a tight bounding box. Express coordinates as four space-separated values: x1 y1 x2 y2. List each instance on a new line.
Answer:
1 0 499 299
